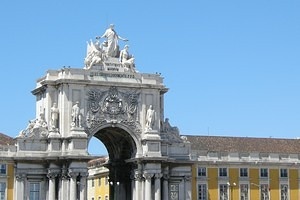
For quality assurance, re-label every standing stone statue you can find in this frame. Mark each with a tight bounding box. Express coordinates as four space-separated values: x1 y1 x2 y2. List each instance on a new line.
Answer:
71 101 82 128
145 105 155 131
96 24 128 57
50 102 59 130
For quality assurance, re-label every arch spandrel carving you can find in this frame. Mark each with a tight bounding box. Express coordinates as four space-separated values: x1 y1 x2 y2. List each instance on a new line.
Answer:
85 86 142 136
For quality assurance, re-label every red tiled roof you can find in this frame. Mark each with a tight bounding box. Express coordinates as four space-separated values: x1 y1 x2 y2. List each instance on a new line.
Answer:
88 156 108 167
185 135 300 154
0 132 15 145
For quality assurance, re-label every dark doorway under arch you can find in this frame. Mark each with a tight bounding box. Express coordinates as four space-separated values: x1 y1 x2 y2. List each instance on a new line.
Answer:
92 127 137 200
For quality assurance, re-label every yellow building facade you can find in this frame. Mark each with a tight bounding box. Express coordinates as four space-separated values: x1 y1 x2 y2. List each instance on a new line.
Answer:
87 157 110 200
86 135 300 200
0 162 14 200
188 135 300 200
192 165 299 200
0 133 15 200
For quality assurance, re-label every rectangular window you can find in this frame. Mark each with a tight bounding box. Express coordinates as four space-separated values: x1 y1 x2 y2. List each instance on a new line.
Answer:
105 177 109 185
240 184 249 200
260 168 268 178
92 178 94 187
198 184 207 200
260 184 269 200
98 178 101 186
198 167 206 177
29 182 40 200
0 182 6 200
240 168 248 177
219 168 227 177
280 169 288 178
280 184 288 200
219 184 228 200
0 165 6 175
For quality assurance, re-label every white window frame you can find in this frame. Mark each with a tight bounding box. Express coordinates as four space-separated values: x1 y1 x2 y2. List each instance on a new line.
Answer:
29 182 40 200
219 184 229 200
219 168 228 177
260 183 270 200
198 167 207 177
260 168 268 178
280 183 289 200
240 183 249 200
0 181 7 200
198 183 207 200
280 169 288 178
0 165 6 175
240 168 248 177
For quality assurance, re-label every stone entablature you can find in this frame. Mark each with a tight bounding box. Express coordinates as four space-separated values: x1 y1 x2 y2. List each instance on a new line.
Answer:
35 68 165 88
191 151 300 165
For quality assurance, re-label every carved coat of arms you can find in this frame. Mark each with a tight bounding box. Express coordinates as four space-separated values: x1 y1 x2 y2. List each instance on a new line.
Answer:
85 86 141 135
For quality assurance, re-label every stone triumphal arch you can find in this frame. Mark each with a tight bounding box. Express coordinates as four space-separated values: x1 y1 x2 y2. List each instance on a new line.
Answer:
14 25 191 200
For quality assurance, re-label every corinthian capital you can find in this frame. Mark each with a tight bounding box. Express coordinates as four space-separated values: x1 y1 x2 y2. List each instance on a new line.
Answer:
154 173 163 179
143 173 154 180
16 173 26 181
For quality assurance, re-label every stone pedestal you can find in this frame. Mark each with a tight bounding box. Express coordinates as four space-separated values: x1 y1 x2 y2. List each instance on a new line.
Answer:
142 131 162 157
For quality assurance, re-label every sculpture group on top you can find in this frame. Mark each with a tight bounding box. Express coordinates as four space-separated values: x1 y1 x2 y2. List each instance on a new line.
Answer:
84 24 136 73
17 112 49 138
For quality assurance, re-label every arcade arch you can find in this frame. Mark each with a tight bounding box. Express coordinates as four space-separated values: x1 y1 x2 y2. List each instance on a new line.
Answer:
89 125 141 200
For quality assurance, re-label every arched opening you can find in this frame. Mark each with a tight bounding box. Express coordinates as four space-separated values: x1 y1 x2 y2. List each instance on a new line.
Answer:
88 137 108 155
89 126 138 200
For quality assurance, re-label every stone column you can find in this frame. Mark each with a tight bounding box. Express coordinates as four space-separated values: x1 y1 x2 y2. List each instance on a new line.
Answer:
184 176 191 200
15 174 26 200
131 172 135 200
59 168 69 200
79 172 88 200
69 172 78 200
47 172 57 200
144 173 153 200
163 174 169 200
154 173 162 200
134 170 143 200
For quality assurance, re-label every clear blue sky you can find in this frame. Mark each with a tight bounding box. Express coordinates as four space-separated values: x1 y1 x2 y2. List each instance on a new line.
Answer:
0 1 299 155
